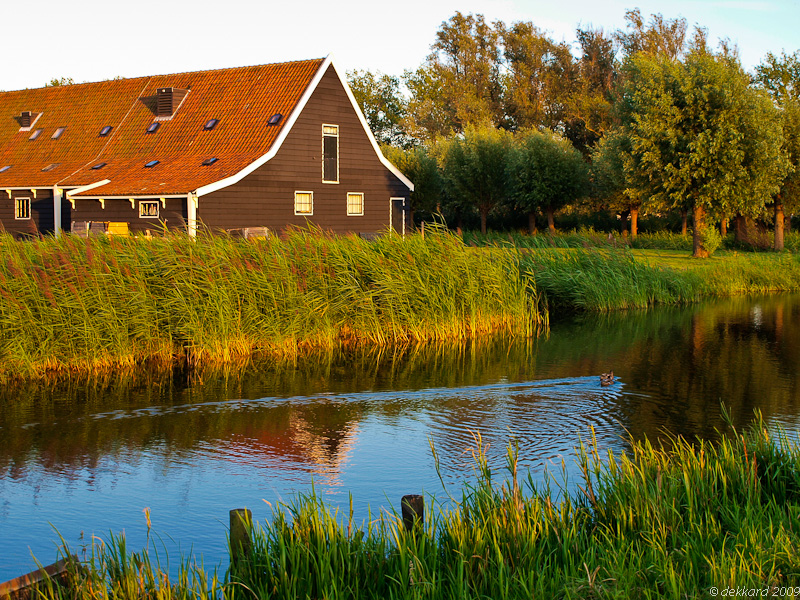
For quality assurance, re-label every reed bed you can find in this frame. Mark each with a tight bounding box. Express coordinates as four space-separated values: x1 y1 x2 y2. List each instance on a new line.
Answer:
0 227 545 381
36 415 800 599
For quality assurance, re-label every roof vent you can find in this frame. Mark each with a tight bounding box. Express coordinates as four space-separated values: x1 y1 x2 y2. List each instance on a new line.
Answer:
157 87 189 118
20 111 32 128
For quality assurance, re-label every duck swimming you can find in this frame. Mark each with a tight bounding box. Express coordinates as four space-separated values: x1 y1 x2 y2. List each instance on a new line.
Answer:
600 372 615 386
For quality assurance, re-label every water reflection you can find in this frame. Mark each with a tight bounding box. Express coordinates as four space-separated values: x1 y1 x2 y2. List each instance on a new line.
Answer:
2 294 800 579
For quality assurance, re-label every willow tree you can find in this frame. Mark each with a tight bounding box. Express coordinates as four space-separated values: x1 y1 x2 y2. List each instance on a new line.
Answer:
382 144 443 224
440 124 512 233
508 130 588 233
618 45 789 257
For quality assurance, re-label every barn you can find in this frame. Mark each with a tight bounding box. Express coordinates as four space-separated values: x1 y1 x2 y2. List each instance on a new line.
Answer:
0 56 413 239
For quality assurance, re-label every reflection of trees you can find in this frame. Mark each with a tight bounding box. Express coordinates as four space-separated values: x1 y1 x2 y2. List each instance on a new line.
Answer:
3 296 800 483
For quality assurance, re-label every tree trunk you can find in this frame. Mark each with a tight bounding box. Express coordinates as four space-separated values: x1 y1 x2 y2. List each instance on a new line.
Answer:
630 206 639 239
733 214 745 243
546 207 555 233
720 218 727 237
528 211 537 235
775 198 785 251
480 208 488 234
786 214 793 233
681 209 688 236
692 204 709 258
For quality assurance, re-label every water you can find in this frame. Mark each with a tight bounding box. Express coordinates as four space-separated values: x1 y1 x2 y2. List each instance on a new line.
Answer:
2 294 800 579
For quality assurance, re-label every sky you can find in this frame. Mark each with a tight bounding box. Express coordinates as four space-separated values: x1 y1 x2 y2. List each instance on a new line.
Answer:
4 0 799 91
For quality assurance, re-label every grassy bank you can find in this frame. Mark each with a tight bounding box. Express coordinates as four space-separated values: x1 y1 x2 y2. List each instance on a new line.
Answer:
0 228 544 381
524 247 800 311
36 416 800 598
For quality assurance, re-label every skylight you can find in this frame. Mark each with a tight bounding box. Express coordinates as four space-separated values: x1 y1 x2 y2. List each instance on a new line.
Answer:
202 157 218 166
204 118 219 130
147 122 160 133
0 165 11 173
91 162 107 170
41 163 60 172
51 127 66 139
99 126 113 136
268 113 283 125
144 160 159 168
29 129 43 140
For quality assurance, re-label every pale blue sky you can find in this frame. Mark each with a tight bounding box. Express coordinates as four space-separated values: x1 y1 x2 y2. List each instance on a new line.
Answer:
5 0 799 91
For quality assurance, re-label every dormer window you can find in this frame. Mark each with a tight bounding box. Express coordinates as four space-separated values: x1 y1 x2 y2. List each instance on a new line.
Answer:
203 118 218 130
29 129 43 140
156 87 188 118
99 126 113 136
20 111 32 128
51 127 66 139
146 122 160 133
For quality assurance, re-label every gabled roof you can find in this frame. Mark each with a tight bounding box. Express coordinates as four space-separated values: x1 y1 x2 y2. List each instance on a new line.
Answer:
0 59 325 196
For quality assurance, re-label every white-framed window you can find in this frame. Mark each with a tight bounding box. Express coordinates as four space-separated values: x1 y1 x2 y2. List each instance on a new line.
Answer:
294 191 313 215
139 200 160 218
347 192 364 216
322 124 339 183
14 197 31 220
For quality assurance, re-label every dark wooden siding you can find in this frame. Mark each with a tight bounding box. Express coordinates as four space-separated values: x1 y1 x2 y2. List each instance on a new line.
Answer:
0 190 60 238
199 65 410 234
69 197 187 234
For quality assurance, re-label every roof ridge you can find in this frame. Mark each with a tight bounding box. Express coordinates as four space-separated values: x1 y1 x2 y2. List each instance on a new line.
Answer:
0 57 327 94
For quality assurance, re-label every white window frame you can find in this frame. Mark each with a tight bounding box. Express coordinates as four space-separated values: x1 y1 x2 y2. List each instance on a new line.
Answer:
294 191 314 216
14 197 31 220
347 192 364 216
139 200 160 219
322 124 339 184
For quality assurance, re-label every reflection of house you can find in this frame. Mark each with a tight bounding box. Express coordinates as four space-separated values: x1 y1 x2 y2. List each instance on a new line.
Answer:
0 56 412 238
232 410 359 486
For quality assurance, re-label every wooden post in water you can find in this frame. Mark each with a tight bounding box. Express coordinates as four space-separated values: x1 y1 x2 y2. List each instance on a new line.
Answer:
229 508 252 567
401 495 424 533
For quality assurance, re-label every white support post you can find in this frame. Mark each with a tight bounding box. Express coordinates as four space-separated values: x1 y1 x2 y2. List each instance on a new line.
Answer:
187 192 197 238
53 186 62 238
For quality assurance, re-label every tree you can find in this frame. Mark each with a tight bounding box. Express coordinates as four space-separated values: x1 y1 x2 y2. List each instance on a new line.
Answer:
404 12 503 139
755 50 800 249
46 77 74 87
615 8 688 61
591 130 645 237
347 70 411 148
618 45 789 257
565 27 618 154
439 124 512 233
508 130 589 233
498 21 577 132
382 144 443 224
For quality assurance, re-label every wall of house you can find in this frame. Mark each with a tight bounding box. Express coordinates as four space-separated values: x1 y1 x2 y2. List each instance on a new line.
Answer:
68 198 188 234
0 189 64 238
198 65 410 235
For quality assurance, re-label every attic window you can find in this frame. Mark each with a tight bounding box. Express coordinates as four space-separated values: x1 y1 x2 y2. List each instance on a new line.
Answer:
0 165 10 173
29 129 43 140
268 113 283 125
20 111 32 128
41 163 60 172
203 119 219 130
202 157 218 166
146 122 160 133
144 160 159 168
91 162 106 170
51 127 66 139
99 126 113 136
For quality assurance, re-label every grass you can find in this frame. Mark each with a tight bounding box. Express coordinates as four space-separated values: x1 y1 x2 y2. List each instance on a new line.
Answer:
33 414 800 599
0 226 545 381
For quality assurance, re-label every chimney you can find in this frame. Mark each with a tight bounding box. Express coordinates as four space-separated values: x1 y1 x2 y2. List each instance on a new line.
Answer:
20 111 32 128
156 88 188 117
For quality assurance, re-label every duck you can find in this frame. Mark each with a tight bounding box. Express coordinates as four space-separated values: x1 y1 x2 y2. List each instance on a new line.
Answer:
600 371 615 386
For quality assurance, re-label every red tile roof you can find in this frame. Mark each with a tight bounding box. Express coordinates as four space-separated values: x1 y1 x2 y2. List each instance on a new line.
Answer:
0 59 325 196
